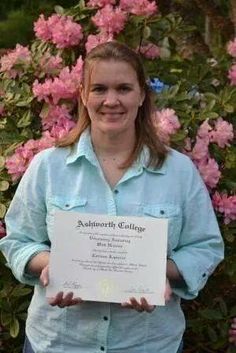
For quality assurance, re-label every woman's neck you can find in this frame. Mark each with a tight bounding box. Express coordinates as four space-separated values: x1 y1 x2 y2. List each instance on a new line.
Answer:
91 128 136 158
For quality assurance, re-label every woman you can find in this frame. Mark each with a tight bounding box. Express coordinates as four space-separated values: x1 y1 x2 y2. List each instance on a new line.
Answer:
0 41 224 353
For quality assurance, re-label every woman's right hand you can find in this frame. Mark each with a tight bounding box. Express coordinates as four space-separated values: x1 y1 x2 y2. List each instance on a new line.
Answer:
40 264 83 308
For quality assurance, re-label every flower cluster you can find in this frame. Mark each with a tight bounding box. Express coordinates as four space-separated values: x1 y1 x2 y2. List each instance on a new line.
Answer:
227 38 236 58
212 192 236 224
34 14 83 49
38 52 64 76
227 37 236 85
92 5 127 34
148 78 169 93
120 0 157 16
0 44 31 78
87 0 116 7
85 33 113 53
228 64 236 85
139 43 160 59
40 104 75 139
5 134 55 181
189 118 233 189
33 57 83 104
152 108 181 144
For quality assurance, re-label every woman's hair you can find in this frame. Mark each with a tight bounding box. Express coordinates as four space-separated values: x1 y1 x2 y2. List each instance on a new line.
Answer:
57 41 167 168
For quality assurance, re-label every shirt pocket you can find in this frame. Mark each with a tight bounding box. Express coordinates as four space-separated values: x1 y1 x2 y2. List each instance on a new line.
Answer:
46 197 87 239
142 204 182 255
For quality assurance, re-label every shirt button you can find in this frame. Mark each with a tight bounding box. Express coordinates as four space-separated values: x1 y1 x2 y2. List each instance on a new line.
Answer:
103 316 108 321
65 204 70 208
114 189 119 194
100 347 105 351
202 273 206 277
160 210 165 215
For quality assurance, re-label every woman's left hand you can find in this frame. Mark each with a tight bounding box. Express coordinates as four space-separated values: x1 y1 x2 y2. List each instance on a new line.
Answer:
121 297 155 313
121 279 172 313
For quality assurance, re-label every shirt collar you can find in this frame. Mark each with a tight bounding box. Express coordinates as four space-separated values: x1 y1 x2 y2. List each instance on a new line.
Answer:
66 128 97 165
66 129 167 175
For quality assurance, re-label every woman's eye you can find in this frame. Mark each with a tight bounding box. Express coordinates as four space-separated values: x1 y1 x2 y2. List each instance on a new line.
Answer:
119 86 132 92
91 86 106 93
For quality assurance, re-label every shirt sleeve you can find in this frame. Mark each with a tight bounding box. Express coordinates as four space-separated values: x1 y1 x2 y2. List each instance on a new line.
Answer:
0 151 50 286
169 160 224 300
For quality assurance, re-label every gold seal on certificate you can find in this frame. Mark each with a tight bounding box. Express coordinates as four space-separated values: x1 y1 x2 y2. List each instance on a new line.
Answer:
47 212 168 305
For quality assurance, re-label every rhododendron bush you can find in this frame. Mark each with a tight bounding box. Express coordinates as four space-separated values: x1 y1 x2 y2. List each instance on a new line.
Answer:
0 0 235 351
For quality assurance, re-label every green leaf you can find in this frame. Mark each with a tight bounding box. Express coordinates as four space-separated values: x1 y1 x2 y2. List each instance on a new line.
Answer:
230 306 236 317
0 203 7 218
0 156 5 169
224 104 234 113
54 5 64 15
10 317 19 338
1 311 12 326
143 26 151 39
0 181 9 191
207 326 218 342
203 112 219 119
11 286 32 297
199 308 223 320
16 111 31 128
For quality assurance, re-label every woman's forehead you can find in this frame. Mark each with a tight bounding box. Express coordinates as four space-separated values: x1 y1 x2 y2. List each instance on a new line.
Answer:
85 59 139 84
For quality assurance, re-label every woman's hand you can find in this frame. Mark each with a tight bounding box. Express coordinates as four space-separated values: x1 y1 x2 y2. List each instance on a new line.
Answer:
229 317 236 345
121 279 172 313
121 297 155 313
40 264 83 308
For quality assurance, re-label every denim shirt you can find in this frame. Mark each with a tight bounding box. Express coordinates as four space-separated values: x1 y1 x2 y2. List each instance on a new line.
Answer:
0 129 224 353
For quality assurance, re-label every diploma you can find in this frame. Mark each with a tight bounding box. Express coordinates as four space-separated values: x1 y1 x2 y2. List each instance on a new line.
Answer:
47 212 168 305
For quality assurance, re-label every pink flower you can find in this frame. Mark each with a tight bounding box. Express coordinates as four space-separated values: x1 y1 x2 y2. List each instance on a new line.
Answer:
227 38 236 58
6 135 55 181
0 44 31 78
39 53 63 76
212 192 236 224
120 0 157 16
50 117 76 139
51 16 83 49
34 14 55 41
210 118 234 148
228 64 236 85
34 14 83 49
0 221 6 238
191 137 210 161
139 43 160 59
152 108 181 143
40 104 73 130
87 0 115 7
85 32 114 53
197 120 212 140
195 158 221 189
33 57 83 104
92 5 127 34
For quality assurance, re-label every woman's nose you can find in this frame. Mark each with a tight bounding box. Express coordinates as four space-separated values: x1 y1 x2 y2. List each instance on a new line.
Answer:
103 90 119 106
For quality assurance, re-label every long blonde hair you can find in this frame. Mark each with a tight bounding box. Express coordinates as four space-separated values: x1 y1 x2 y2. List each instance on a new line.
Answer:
57 41 167 168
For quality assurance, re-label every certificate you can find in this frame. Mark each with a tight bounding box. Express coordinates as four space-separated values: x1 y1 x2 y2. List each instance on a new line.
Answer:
47 212 168 305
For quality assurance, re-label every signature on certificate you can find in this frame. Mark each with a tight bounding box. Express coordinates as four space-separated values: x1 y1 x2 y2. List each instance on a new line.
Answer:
124 286 154 294
63 281 82 290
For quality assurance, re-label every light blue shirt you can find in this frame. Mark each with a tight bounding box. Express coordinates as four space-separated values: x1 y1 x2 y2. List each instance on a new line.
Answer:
0 129 224 353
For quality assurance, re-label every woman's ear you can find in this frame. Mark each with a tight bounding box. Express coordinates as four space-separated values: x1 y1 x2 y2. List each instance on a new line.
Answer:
139 91 145 107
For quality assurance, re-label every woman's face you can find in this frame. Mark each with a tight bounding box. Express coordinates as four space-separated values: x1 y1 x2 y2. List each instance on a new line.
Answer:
81 60 145 137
